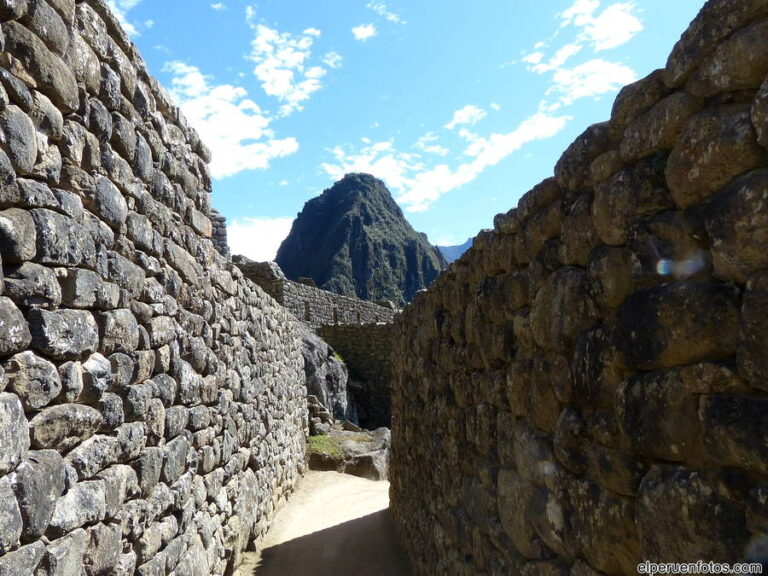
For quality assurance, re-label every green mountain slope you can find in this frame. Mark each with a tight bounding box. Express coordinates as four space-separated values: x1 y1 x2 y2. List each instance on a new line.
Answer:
275 173 447 306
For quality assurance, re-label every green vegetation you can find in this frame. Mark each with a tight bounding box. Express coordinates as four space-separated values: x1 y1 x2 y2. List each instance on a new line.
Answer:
307 435 343 459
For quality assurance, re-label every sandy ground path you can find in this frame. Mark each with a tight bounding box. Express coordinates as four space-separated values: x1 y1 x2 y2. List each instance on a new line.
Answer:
235 470 412 576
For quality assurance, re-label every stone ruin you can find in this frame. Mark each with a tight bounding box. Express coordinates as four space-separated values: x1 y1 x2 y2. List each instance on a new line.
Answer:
390 0 768 574
2 0 768 575
0 1 307 574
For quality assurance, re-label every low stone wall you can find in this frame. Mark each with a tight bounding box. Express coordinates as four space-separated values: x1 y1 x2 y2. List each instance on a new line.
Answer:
391 1 768 574
317 324 395 429
0 3 307 575
234 258 397 329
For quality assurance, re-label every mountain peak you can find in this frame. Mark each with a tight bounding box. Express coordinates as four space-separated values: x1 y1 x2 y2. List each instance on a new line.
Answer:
275 174 446 305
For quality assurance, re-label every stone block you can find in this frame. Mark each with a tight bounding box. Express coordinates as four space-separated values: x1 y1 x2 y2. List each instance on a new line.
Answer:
10 449 66 540
554 122 613 192
636 466 748 563
0 474 22 553
701 394 768 474
65 434 119 480
39 528 87 576
5 351 61 410
0 104 36 174
592 158 673 246
28 403 102 451
29 308 99 360
663 0 768 88
614 281 739 371
687 18 768 97
0 296 32 357
666 104 764 209
97 309 139 354
48 480 106 536
2 21 78 112
3 262 62 308
31 208 96 266
59 268 120 310
738 273 768 389
0 207 36 262
530 268 597 353
497 469 549 559
617 369 702 462
705 169 768 283
83 522 121 576
619 92 699 161
0 391 29 473
0 540 44 574
97 464 139 520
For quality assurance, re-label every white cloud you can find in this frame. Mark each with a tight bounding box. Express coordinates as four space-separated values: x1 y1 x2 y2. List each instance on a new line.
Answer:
105 0 142 36
366 2 405 24
246 17 331 116
210 2 227 10
490 102 502 111
445 105 487 130
164 61 298 179
322 112 570 212
352 24 377 41
228 217 295 262
524 43 582 74
415 133 450 157
549 59 636 105
560 1 643 51
522 1 642 109
322 52 343 69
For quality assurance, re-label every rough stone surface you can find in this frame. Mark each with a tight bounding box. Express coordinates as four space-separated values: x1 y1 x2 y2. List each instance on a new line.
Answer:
0 392 29 474
0 7 309 571
389 5 768 575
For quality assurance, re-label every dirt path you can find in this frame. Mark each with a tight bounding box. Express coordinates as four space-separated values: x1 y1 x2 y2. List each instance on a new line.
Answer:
236 470 412 576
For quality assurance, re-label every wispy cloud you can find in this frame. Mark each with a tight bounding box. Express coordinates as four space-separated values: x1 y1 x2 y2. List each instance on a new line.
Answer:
228 216 294 261
415 133 449 157
445 105 487 130
522 1 641 109
210 2 227 10
366 2 405 24
322 112 569 212
105 0 143 36
560 0 643 51
246 13 332 116
548 59 636 106
164 61 298 179
352 24 377 41
322 52 343 69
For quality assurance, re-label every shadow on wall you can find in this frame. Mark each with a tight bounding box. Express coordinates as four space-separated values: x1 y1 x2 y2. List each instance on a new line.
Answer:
248 510 412 576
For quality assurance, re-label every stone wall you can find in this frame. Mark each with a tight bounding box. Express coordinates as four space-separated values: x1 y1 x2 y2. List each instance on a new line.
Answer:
0 2 307 575
234 257 397 329
317 324 394 429
209 209 229 258
391 1 768 575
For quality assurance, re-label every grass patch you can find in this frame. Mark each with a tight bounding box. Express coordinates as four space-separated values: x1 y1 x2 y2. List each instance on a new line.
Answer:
307 435 343 459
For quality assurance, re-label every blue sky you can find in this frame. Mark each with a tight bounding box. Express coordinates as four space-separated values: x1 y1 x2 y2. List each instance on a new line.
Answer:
110 0 706 260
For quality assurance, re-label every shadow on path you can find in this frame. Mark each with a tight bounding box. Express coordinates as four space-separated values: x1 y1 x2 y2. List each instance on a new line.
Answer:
253 509 411 576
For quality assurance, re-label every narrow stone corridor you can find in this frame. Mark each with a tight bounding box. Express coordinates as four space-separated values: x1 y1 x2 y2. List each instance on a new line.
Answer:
235 471 411 576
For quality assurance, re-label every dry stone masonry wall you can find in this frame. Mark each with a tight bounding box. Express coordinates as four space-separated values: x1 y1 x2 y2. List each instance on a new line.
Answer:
234 257 397 329
391 1 768 574
317 324 394 428
0 2 308 575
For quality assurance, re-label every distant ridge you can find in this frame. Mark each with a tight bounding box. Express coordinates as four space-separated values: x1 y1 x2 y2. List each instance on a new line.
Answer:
438 237 474 263
275 173 447 306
